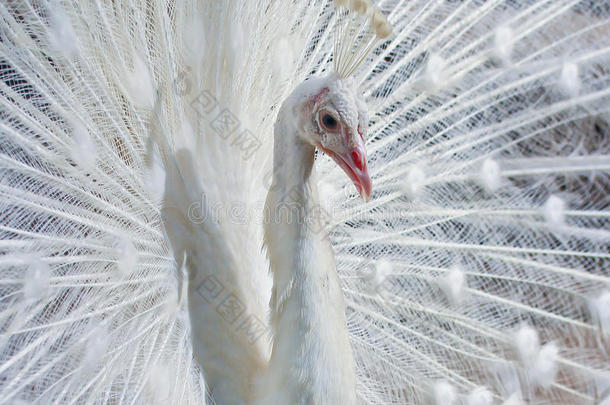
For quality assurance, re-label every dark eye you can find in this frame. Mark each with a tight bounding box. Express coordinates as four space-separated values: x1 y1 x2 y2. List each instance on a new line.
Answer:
320 113 338 131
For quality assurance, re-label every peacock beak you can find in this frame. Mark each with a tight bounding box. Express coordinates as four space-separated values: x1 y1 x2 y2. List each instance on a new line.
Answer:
318 135 372 202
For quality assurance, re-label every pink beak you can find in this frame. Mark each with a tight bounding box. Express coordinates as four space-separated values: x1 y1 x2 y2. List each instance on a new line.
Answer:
319 136 372 202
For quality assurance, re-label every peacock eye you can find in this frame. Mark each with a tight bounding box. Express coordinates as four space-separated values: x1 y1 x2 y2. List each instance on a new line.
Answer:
320 112 339 131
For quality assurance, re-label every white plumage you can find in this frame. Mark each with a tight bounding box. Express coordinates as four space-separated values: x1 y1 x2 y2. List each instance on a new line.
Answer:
0 0 608 404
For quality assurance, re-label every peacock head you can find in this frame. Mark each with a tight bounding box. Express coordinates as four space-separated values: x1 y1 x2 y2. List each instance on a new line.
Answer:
291 74 372 201
289 0 392 202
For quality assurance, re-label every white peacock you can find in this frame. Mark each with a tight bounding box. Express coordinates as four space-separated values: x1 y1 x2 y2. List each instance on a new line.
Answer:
0 0 608 404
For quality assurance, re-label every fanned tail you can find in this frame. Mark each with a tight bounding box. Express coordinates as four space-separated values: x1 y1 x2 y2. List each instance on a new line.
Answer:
0 1 203 403
0 1 608 404
317 1 610 403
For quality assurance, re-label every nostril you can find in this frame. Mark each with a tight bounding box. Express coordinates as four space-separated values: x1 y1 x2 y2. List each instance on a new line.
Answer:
351 148 365 171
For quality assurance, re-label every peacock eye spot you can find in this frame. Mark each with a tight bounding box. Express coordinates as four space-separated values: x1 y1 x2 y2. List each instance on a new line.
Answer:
320 113 338 131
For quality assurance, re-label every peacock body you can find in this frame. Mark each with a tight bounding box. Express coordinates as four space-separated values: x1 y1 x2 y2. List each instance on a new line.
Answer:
0 0 609 404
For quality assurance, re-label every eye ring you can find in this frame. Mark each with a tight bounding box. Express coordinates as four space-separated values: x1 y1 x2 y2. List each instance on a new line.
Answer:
318 110 339 132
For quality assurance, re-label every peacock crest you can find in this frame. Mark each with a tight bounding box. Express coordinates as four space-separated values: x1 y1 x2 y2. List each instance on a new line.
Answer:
332 0 392 78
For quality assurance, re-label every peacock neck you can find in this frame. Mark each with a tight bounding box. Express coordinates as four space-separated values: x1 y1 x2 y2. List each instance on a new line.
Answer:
256 102 357 404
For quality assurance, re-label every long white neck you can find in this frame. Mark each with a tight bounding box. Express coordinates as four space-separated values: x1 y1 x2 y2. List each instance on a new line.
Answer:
255 90 357 404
